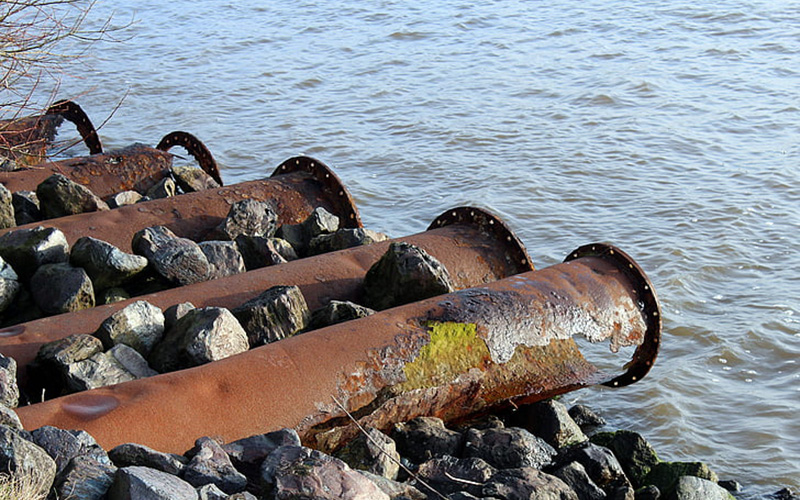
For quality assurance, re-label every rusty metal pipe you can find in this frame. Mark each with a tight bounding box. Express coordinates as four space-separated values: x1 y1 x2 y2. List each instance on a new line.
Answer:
0 156 361 252
0 207 531 382
14 243 659 454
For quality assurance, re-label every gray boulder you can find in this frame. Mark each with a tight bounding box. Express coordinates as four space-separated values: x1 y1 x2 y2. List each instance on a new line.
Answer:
222 428 301 484
0 426 57 498
108 465 199 500
30 262 94 314
363 241 455 310
36 173 109 218
148 307 249 372
359 470 427 500
53 455 117 500
308 227 389 256
569 405 606 432
276 206 339 256
0 353 19 408
70 236 149 290
172 165 220 193
214 199 279 241
107 190 144 208
66 344 157 392
11 190 41 226
109 442 188 476
413 455 497 497
308 300 375 330
133 226 210 286
553 461 606 500
197 483 228 500
0 184 14 229
642 462 718 499
28 333 104 397
0 256 20 313
199 240 246 279
673 476 735 500
511 400 588 449
94 300 166 357
184 436 247 494
393 416 464 464
481 467 579 500
557 443 628 490
146 177 177 199
464 426 557 470
30 425 112 475
335 427 400 480
590 430 659 488
0 405 22 429
0 225 69 280
232 285 309 347
164 301 195 331
235 235 297 270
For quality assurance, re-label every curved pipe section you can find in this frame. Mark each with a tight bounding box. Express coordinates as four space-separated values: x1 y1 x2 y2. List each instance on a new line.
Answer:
45 100 103 155
156 131 222 186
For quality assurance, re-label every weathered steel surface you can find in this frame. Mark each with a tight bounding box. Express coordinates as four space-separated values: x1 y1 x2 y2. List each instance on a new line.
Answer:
0 156 361 251
0 207 532 382
14 244 659 454
157 131 223 186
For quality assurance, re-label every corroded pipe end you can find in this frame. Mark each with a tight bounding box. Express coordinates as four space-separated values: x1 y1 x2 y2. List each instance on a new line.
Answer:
565 243 661 387
428 206 534 275
272 156 362 229
157 131 223 186
45 100 103 155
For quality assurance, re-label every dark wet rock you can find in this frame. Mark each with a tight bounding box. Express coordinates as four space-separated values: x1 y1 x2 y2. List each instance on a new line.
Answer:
0 256 20 313
29 333 104 397
591 431 659 488
553 461 606 500
511 400 588 449
359 470 427 499
770 488 799 500
12 190 41 226
66 343 158 391
164 301 195 331
36 173 109 218
393 416 464 464
107 190 144 208
199 240 246 279
132 225 210 286
0 353 18 408
0 405 22 429
232 285 309 347
634 485 660 500
99 287 132 304
308 300 376 330
276 206 339 256
464 427 557 470
214 199 279 241
363 241 455 310
569 405 607 432
197 482 228 500
235 235 297 270
641 462 718 499
148 306 249 372
307 227 389 256
609 479 636 500
0 184 12 229
482 467 579 500
71 236 149 290
554 443 627 490
717 479 740 492
146 176 177 199
0 426 57 497
222 428 301 485
30 262 94 314
260 445 389 500
184 436 247 494
30 425 112 475
108 465 199 500
672 476 734 500
95 300 166 356
335 427 400 480
109 442 187 476
0 225 69 280
54 455 117 500
172 165 221 193
413 455 497 497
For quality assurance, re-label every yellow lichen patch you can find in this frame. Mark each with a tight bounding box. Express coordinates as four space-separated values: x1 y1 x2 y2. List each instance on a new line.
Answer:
397 321 491 391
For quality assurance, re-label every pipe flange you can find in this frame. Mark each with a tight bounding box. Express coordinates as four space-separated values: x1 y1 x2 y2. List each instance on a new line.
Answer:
46 100 103 155
272 156 362 229
564 243 661 387
428 206 534 274
157 131 223 187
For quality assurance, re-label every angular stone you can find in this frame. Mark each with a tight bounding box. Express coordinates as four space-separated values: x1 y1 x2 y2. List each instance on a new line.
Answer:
228 492 258 500
0 426 57 498
146 176 177 199
0 184 14 229
0 225 69 280
556 443 627 490
54 455 117 500
0 405 22 429
235 235 296 270
553 461 606 500
673 476 735 500
214 199 279 241
199 240 246 279
308 227 389 256
184 436 247 494
109 442 187 476
0 353 19 408
634 485 660 500
107 190 144 209
172 165 221 193
363 241 455 310
197 482 228 500
0 256 20 313
276 207 339 256
642 462 719 499
232 285 309 347
568 405 606 432
28 333 104 398
133 226 210 286
148 307 249 373
164 302 195 331
481 467 579 500
66 344 157 392
512 399 588 449
30 262 94 314
590 431 659 488
95 300 166 357
260 445 389 500
359 470 427 500
12 190 41 226
222 428 301 484
30 425 112 475
335 427 400 480
108 465 199 500
413 455 497 497
36 173 109 218
71 236 149 290
464 427 557 470
393 417 464 464
308 300 375 330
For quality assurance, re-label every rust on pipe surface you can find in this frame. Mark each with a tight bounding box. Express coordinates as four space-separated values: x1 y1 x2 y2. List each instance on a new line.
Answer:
157 131 223 186
0 156 362 252
14 244 659 454
0 207 532 382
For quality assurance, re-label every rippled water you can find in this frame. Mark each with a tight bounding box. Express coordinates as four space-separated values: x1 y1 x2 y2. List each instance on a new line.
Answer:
31 0 800 496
